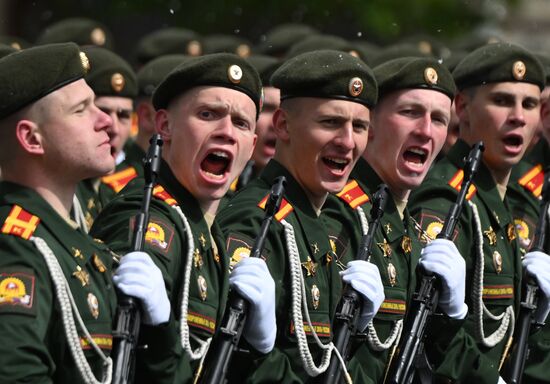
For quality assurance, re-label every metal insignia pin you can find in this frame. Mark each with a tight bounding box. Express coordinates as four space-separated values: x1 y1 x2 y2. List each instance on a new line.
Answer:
93 254 106 273
385 223 392 234
228 64 243 84
401 236 412 254
377 239 392 258
507 223 517 242
90 27 106 46
348 77 363 97
512 61 526 80
72 247 84 260
493 251 503 274
73 266 90 287
311 242 319 254
311 285 320 310
197 275 208 301
199 233 207 248
424 67 438 85
110 73 125 93
87 293 99 319
193 248 203 269
301 256 318 277
484 226 497 246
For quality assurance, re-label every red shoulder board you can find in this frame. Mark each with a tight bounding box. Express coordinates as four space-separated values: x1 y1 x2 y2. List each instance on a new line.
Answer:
336 179 370 209
101 167 138 193
1 205 40 240
448 169 477 200
518 164 544 198
152 186 178 206
258 194 293 222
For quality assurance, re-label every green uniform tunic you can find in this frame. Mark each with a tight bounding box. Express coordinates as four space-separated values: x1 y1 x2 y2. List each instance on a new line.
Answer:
214 159 342 383
0 181 116 383
409 140 522 383
90 160 228 384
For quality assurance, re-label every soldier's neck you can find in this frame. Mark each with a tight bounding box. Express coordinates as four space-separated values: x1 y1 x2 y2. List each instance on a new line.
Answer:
34 185 73 221
200 199 220 218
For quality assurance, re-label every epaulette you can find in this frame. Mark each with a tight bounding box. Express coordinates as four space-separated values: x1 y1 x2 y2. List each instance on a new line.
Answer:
258 194 293 222
518 163 544 198
1 205 40 240
336 179 370 209
448 169 477 200
152 185 178 206
101 167 138 193
229 178 238 192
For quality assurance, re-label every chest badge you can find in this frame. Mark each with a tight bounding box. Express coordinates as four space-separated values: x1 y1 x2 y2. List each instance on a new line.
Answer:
193 249 203 269
93 254 107 273
311 285 320 310
197 275 208 301
87 293 99 319
401 236 412 254
387 263 397 287
301 256 318 277
492 251 503 274
73 266 90 287
378 239 392 258
484 226 497 246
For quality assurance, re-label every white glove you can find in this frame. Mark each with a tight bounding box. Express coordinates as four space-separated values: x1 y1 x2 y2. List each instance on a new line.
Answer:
340 260 384 332
523 251 550 324
230 257 276 354
113 251 171 326
419 239 468 319
498 376 508 384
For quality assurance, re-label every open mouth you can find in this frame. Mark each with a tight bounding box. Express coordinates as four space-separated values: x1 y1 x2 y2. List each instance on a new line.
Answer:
200 150 232 179
322 156 349 172
265 137 276 149
503 134 523 148
403 147 428 166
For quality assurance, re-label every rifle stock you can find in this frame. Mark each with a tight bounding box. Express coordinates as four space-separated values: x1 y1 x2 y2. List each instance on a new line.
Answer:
112 134 163 384
198 176 286 384
321 184 390 384
385 141 484 384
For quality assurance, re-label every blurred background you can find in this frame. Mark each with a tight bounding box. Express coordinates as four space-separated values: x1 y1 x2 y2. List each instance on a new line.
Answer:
1 0 549 65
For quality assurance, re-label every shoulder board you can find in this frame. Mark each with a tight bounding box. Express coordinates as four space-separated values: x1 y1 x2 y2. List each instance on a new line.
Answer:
257 194 293 222
101 167 138 193
152 185 178 206
1 205 40 240
336 179 370 209
518 163 544 198
448 169 477 200
229 178 238 192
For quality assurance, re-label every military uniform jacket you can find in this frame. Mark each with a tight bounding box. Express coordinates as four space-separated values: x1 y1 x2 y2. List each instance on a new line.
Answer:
214 159 342 383
0 181 116 383
91 160 229 384
409 140 522 384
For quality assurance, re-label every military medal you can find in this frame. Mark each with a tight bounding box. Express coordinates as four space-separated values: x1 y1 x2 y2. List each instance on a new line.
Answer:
311 285 320 310
401 236 412 254
311 242 319 254
387 263 397 287
484 226 497 246
193 248 203 269
87 293 99 319
301 256 318 277
507 224 517 242
199 233 207 248
73 266 90 287
92 254 106 273
72 247 84 260
197 275 208 301
493 251 503 274
377 239 392 258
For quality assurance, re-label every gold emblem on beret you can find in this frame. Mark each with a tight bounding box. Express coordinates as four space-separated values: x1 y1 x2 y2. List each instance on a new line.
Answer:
388 262 397 287
424 67 438 85
348 50 360 58
348 77 363 97
187 40 202 56
512 61 526 80
197 275 208 301
110 73 125 93
492 251 503 274
87 293 99 319
90 27 106 46
418 41 432 55
10 42 21 50
79 52 90 73
228 64 243 84
236 44 251 58
311 284 320 310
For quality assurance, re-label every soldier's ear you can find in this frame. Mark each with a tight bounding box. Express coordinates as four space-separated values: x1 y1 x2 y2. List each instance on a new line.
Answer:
15 119 44 155
273 108 290 142
136 101 156 135
454 91 470 123
155 109 172 142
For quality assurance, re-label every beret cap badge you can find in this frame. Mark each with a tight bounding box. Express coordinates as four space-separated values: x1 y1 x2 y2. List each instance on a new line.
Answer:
424 67 438 85
90 27 106 46
236 44 251 58
228 64 243 84
187 40 202 56
79 51 90 73
111 73 125 93
348 77 364 97
512 60 526 80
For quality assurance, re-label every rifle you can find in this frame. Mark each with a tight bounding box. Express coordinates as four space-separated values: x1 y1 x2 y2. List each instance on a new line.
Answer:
503 168 550 383
111 134 163 384
198 176 286 384
321 184 390 384
385 141 484 384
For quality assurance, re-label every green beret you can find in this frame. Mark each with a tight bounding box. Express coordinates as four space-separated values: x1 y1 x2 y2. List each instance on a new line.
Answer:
286 35 366 62
271 49 378 108
371 43 431 67
82 46 137 98
0 35 30 50
245 54 281 86
152 53 262 118
0 42 88 119
534 53 550 85
400 34 450 59
0 44 17 59
137 54 192 97
36 18 114 50
453 43 545 91
374 57 456 100
135 28 202 65
256 23 319 57
202 34 252 57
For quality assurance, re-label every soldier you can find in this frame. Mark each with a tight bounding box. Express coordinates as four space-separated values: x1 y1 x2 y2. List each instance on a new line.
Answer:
0 43 169 382
35 17 115 50
214 50 385 382
91 53 275 383
322 56 467 382
134 27 202 67
409 43 550 383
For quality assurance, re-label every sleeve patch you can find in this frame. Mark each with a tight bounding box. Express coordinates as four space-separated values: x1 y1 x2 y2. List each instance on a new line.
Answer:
226 233 255 269
130 216 175 254
417 211 458 243
0 269 36 316
1 205 40 240
187 311 216 334
513 216 535 251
